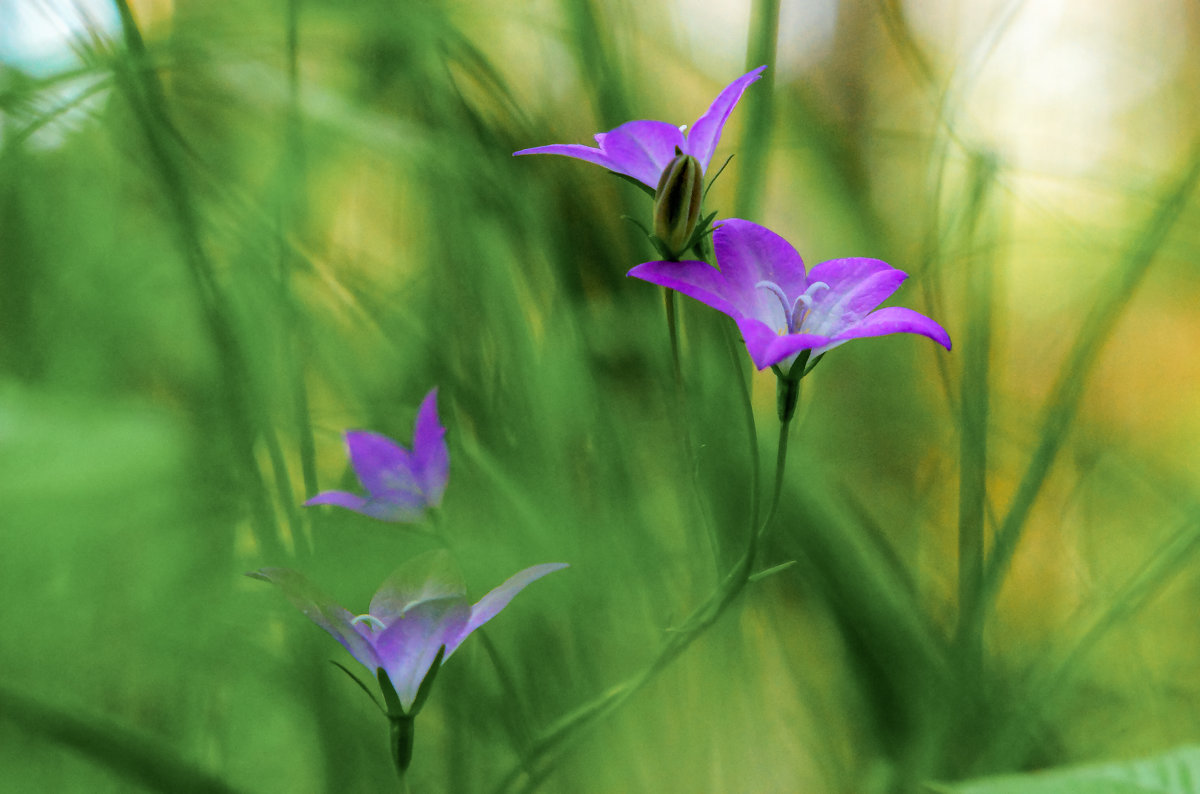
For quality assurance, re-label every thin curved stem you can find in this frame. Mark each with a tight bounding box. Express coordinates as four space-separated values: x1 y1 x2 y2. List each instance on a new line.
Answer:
724 321 760 534
490 378 795 794
660 288 721 572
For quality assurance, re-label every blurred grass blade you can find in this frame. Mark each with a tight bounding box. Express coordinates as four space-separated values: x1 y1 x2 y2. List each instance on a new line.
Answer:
0 685 242 794
980 138 1200 621
954 150 1000 687
734 0 779 218
110 0 286 559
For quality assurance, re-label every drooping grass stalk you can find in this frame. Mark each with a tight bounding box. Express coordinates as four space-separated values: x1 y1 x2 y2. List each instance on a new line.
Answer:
489 324 784 794
0 685 242 794
110 0 286 560
735 0 780 219
953 152 1000 693
976 138 1200 623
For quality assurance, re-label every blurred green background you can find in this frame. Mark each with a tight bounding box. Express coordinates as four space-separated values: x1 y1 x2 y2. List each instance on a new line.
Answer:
2 0 1200 791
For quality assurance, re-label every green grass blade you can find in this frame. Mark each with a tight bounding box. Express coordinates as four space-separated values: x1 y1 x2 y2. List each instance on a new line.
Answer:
0 685 243 794
734 0 779 219
979 138 1200 621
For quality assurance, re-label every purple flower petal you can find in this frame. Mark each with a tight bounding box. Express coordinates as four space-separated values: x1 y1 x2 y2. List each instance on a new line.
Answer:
515 67 765 189
819 306 953 356
514 120 684 188
452 563 570 655
803 258 907 335
512 143 618 171
411 389 448 507
685 66 767 170
248 567 382 673
629 218 951 369
712 219 808 311
345 430 420 501
305 488 426 522
593 120 687 186
375 598 472 711
735 316 830 370
369 550 467 626
626 259 739 316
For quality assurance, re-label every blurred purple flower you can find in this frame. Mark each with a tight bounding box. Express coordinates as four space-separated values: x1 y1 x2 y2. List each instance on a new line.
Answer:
305 389 448 522
628 219 951 373
514 66 766 189
248 551 568 712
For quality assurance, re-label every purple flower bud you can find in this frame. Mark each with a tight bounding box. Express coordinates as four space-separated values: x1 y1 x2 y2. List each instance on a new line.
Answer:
653 149 703 259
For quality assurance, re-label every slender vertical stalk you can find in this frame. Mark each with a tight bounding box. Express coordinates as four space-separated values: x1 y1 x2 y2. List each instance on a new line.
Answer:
663 287 682 389
764 413 792 537
660 288 721 571
954 152 998 696
724 322 760 534
279 0 319 558
735 0 780 219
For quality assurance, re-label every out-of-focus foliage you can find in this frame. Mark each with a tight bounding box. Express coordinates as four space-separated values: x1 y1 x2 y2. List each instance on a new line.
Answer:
2 0 1200 792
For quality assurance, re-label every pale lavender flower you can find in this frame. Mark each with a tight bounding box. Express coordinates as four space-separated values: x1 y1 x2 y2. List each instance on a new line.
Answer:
248 551 568 712
514 66 766 189
305 389 448 522
628 219 951 374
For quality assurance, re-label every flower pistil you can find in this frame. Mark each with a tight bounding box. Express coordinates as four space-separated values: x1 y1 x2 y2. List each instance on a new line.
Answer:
755 280 829 335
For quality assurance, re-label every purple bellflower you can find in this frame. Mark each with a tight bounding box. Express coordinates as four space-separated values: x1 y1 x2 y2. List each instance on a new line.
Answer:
305 389 448 522
248 551 568 713
628 219 952 374
514 66 767 190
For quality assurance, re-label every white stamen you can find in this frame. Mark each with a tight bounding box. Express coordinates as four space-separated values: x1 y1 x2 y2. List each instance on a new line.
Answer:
789 281 831 331
804 281 830 299
352 614 387 631
678 124 688 133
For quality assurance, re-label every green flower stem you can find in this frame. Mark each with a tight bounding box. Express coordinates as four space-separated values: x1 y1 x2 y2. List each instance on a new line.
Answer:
724 321 760 534
663 287 683 390
391 715 415 779
490 375 794 794
658 286 721 572
764 414 792 537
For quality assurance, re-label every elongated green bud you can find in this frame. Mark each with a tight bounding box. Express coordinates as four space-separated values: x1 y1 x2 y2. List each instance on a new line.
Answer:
653 148 703 259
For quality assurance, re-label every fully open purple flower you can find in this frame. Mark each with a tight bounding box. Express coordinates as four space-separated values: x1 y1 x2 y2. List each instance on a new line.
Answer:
249 551 568 712
514 66 766 189
628 219 951 373
305 389 448 522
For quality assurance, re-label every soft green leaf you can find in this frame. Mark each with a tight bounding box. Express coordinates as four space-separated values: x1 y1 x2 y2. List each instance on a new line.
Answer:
933 747 1200 794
